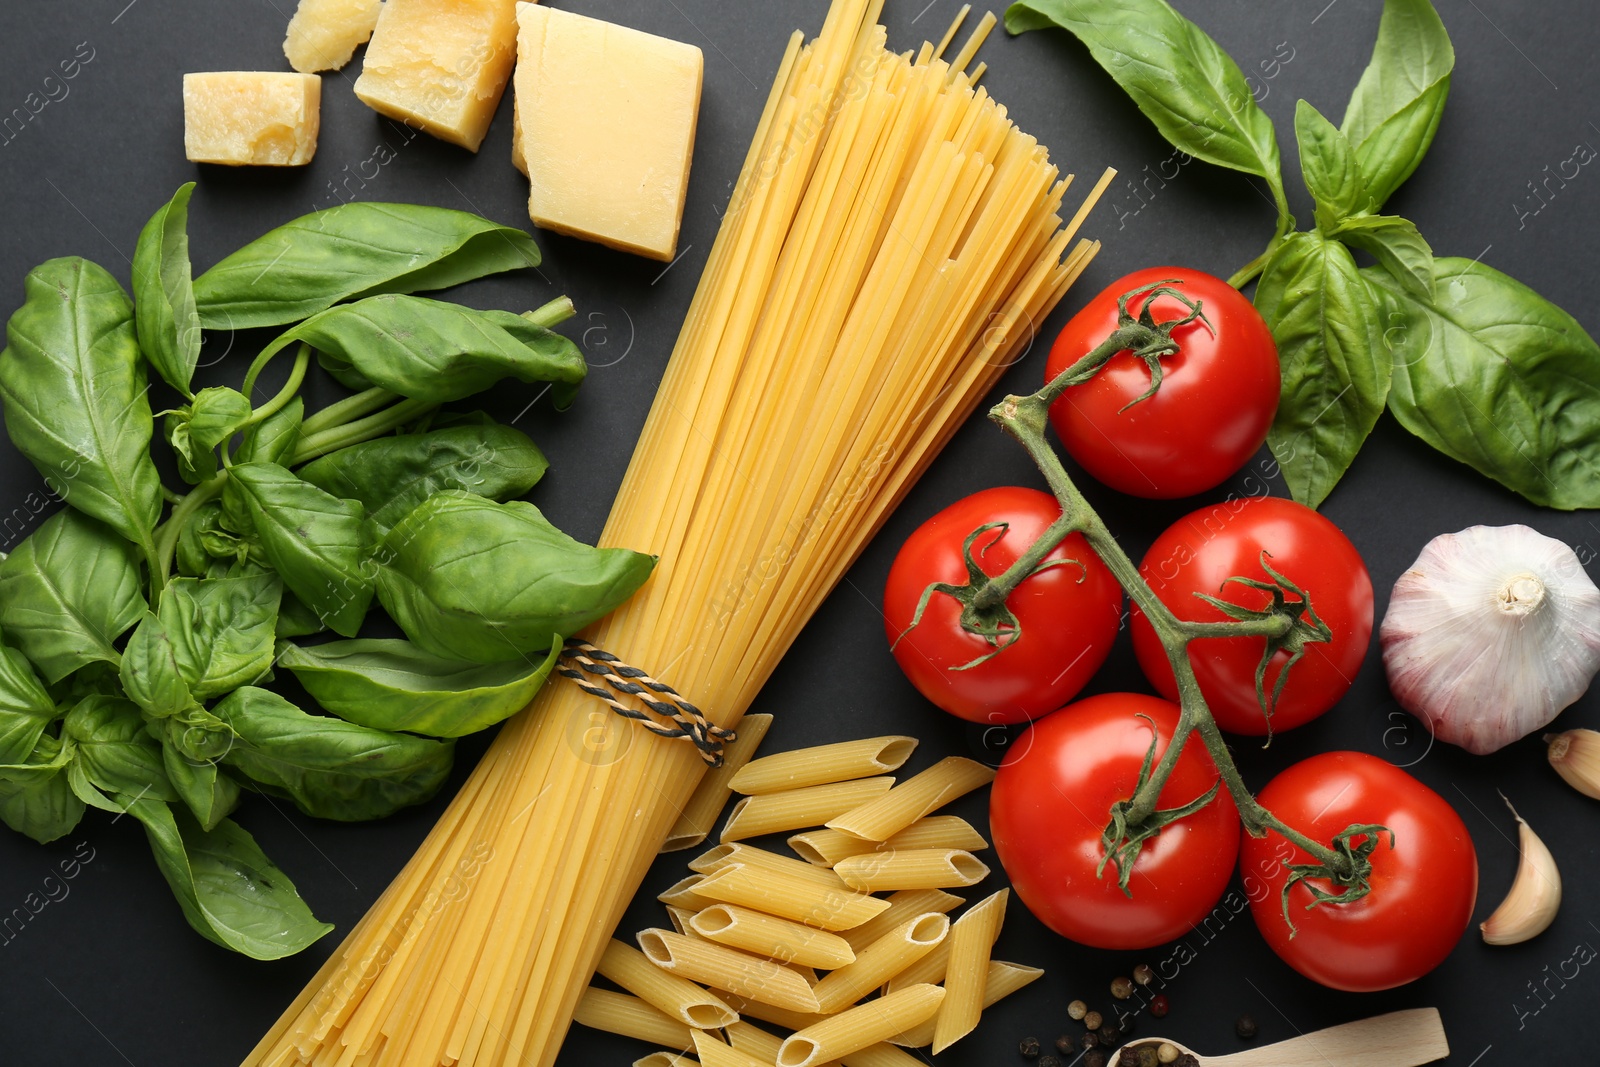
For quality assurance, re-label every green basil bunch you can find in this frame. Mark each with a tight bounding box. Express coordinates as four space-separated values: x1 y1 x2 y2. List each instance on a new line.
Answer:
0 187 655 958
1008 0 1600 509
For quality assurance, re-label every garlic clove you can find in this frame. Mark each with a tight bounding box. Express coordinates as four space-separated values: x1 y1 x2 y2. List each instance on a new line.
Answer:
1480 796 1561 946
1546 729 1600 800
1380 525 1600 755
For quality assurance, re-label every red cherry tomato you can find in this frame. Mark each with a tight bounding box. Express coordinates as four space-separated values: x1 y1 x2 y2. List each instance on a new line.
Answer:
990 693 1241 950
1131 496 1373 735
1046 267 1279 499
1240 752 1477 992
882 487 1121 724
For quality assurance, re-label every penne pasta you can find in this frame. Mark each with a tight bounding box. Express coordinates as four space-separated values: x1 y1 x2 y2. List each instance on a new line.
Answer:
690 844 851 894
666 905 699 937
827 758 995 842
597 940 740 1030
665 714 775 852
892 961 1044 1047
812 914 949 1013
724 1019 785 1060
572 988 695 1051
932 889 1008 1053
730 736 917 794
838 1044 928 1067
883 941 948 994
721 777 896 843
659 875 719 912
639 929 822 1014
833 850 989 892
722 995 825 1034
789 816 988 867
694 863 889 932
839 889 963 953
635 1055 698 1067
691 904 858 969
693 1030 774 1067
776 984 946 1067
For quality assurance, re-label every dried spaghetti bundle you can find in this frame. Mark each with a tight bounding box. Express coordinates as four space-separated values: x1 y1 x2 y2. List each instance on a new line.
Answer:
247 2 1106 1064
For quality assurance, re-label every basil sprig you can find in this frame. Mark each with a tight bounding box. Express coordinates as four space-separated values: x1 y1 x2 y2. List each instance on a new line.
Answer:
0 191 655 958
1009 0 1598 508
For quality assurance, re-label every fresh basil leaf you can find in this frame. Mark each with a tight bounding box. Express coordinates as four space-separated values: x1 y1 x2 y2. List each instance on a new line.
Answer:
275 589 327 640
1367 257 1600 509
236 395 302 467
164 411 216 485
0 510 147 683
193 203 542 330
122 794 333 959
62 694 178 801
162 744 239 832
277 295 586 408
189 386 253 450
0 257 163 546
132 182 202 396
0 642 58 765
159 572 281 700
1340 0 1454 209
175 501 239 578
297 419 548 536
225 463 375 638
214 687 453 821
1256 232 1389 508
0 732 83 843
1295 99 1371 230
279 638 562 737
119 613 196 720
1005 0 1285 198
151 704 237 766
377 491 655 662
1331 213 1434 299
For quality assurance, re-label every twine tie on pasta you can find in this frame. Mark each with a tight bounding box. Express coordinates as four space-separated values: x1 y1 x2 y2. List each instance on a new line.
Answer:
557 638 736 766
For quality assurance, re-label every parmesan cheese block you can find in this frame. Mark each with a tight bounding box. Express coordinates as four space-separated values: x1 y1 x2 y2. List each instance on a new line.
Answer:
182 72 321 167
354 0 519 152
511 82 526 178
283 0 382 73
513 4 704 262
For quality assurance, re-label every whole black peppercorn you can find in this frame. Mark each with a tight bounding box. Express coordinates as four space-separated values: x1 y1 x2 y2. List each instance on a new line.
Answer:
1135 1046 1160 1067
1132 963 1156 986
1149 994 1170 1018
1055 1035 1075 1055
1019 1036 1041 1058
1038 1057 1061 1067
1236 1013 1259 1040
1098 1023 1120 1046
1175 1055 1202 1067
1081 1031 1099 1051
1083 1052 1106 1067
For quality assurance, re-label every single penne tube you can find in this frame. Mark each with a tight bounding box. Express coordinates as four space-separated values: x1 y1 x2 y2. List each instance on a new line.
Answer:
596 940 740 1029
635 1055 698 1067
693 1030 773 1067
891 961 1044 1047
639 929 822 1014
777 985 946 1067
691 904 857 969
724 1020 785 1059
931 889 1008 1053
690 844 851 894
812 913 950 1013
572 988 695 1051
839 889 963 953
659 874 719 912
883 941 948 993
694 863 889 932
833 850 989 892
665 714 774 852
721 777 896 843
839 1044 929 1067
826 758 994 842
666 905 699 937
789 816 988 867
723 995 825 1034
730 736 918 794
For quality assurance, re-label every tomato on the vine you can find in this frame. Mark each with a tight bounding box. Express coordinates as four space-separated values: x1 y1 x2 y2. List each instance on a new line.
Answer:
1132 496 1373 735
882 487 1121 724
1046 267 1279 499
990 693 1240 950
1240 752 1477 992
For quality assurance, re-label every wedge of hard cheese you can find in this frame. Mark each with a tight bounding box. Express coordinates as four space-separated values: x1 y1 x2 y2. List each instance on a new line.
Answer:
183 72 321 166
284 0 382 73
354 0 519 152
513 4 704 262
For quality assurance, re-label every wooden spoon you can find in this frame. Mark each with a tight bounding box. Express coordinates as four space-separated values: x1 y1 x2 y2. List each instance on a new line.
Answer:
1105 1007 1448 1067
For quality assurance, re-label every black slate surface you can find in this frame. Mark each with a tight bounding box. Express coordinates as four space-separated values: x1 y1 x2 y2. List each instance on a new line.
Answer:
1 1 1597 1064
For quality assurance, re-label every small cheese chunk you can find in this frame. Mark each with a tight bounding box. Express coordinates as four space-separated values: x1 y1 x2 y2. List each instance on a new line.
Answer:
354 0 519 152
514 4 704 262
284 0 382 73
183 72 321 167
511 84 527 177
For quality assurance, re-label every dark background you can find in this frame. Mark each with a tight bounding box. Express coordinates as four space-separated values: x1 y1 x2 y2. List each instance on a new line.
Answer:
1 1 1596 1064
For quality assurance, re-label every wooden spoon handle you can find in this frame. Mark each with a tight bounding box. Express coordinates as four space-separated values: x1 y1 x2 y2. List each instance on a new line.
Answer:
1207 1008 1448 1067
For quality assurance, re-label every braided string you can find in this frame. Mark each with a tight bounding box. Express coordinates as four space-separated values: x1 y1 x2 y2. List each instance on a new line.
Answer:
555 638 737 767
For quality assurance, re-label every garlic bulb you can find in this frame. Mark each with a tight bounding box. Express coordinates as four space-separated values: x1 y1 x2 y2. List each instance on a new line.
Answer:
1380 525 1600 755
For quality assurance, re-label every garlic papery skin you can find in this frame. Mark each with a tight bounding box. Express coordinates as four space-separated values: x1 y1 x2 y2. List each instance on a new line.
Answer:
1481 799 1561 946
1546 729 1600 800
1380 525 1600 755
